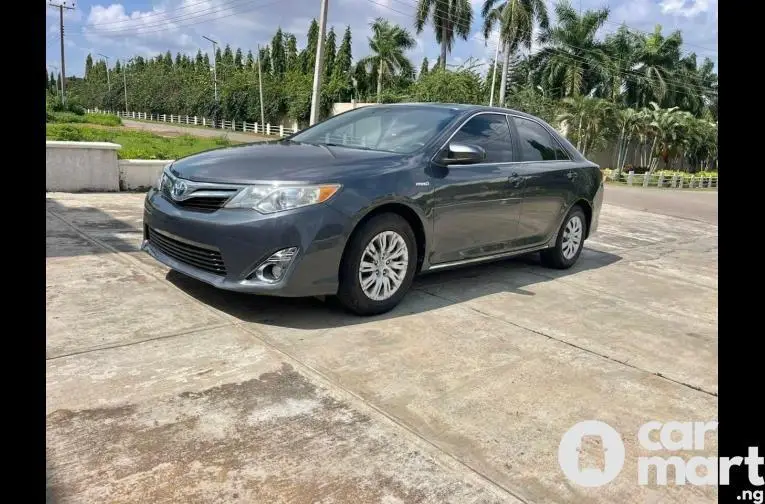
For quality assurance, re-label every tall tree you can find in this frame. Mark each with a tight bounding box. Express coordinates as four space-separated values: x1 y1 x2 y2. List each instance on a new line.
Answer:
482 0 549 106
259 45 272 76
324 27 337 79
302 19 320 74
195 50 205 71
334 26 353 77
85 54 94 79
271 28 287 76
536 1 611 98
234 48 243 69
246 50 255 70
360 18 416 102
415 0 473 70
628 25 683 108
419 57 430 79
286 34 300 72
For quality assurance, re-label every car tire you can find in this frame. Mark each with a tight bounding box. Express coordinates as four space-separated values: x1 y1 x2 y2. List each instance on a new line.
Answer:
540 205 587 269
336 213 418 316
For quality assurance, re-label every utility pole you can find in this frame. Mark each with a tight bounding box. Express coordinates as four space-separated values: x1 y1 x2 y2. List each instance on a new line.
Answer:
49 1 75 105
489 42 500 107
257 44 265 129
123 59 129 112
98 53 111 91
309 0 329 125
203 36 219 103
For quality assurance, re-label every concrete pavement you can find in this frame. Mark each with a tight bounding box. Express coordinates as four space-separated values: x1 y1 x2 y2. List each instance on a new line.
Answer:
46 186 718 503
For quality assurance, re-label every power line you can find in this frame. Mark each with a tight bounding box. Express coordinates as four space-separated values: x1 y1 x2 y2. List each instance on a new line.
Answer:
86 0 268 35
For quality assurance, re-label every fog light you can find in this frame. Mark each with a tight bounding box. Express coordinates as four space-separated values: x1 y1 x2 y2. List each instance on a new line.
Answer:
251 247 298 283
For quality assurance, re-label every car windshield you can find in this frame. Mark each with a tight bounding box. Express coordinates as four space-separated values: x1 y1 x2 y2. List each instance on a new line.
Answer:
289 106 460 154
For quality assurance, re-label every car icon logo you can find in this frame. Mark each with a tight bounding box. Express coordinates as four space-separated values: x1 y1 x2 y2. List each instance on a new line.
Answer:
171 180 187 200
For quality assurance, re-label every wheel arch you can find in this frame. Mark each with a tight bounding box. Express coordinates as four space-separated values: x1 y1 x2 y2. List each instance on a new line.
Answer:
341 201 429 274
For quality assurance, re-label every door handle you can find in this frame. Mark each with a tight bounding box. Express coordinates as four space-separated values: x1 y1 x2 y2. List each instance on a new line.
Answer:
508 173 523 188
567 171 578 180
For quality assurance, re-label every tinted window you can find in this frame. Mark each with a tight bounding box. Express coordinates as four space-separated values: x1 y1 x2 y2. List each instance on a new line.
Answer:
450 114 514 163
514 117 570 161
290 106 459 154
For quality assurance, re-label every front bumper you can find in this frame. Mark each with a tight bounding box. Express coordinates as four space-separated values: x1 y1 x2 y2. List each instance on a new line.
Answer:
141 189 349 297
589 182 604 236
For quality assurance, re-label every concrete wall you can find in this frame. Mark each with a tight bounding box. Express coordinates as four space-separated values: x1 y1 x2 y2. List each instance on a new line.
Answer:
46 141 121 192
331 102 376 116
119 159 173 191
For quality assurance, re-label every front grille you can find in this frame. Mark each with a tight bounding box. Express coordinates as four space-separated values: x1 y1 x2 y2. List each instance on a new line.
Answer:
161 185 236 212
147 228 226 276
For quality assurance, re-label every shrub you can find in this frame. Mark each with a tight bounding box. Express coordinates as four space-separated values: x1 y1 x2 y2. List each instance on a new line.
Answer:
83 113 122 126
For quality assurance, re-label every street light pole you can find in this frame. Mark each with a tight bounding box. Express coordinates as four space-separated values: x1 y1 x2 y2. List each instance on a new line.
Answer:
309 0 329 125
98 53 111 91
257 44 265 129
203 35 219 103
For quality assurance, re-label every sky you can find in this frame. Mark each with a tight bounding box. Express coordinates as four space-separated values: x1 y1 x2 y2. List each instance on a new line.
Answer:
45 0 718 79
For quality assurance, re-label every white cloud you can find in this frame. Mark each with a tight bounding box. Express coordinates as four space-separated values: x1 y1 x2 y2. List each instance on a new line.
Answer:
659 0 710 18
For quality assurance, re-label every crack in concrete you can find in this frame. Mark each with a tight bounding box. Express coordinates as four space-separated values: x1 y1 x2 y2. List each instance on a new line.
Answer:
46 322 234 361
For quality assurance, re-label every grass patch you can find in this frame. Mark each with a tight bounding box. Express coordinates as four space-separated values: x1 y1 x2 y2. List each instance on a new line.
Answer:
47 112 123 127
46 123 235 159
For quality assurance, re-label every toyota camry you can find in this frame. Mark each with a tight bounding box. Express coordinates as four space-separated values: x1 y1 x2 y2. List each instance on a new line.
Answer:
142 103 603 315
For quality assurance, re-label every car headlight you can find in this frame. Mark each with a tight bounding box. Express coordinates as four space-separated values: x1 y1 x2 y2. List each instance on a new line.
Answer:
225 183 341 213
155 164 173 191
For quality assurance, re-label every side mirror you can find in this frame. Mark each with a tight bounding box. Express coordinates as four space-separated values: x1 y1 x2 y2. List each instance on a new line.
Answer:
442 142 486 165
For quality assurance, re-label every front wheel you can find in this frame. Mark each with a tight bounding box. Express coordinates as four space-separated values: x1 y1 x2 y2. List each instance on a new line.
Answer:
540 205 587 269
336 213 417 316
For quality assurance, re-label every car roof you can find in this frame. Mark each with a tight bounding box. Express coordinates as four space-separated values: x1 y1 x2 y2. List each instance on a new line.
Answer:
362 102 540 120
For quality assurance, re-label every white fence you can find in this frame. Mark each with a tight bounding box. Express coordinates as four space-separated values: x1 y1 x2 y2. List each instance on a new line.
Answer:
87 109 300 137
603 169 718 190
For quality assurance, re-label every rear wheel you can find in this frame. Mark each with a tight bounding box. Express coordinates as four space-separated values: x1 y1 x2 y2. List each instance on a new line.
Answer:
336 213 417 316
540 205 587 269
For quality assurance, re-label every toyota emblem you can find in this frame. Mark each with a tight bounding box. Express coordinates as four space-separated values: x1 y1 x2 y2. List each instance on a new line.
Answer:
171 180 188 200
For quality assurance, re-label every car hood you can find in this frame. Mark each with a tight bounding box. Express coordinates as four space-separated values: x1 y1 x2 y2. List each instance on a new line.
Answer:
169 140 408 184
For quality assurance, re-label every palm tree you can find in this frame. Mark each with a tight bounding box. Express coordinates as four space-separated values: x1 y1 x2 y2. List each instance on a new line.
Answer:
360 18 416 102
536 2 611 99
482 0 549 107
627 25 683 108
415 0 473 71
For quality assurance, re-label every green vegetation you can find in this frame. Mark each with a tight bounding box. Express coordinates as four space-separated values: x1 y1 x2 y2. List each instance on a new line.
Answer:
47 111 123 126
47 0 717 173
45 124 234 159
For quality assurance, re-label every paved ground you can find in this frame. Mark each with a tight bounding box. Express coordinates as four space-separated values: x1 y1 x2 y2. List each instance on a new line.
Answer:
46 186 718 503
603 183 718 225
122 119 270 144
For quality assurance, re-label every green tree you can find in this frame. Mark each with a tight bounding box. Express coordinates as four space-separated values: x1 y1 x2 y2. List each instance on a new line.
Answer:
234 48 243 69
482 0 549 106
85 54 94 79
246 50 254 70
419 57 429 79
286 34 300 72
536 1 611 98
334 26 353 77
413 68 484 103
302 19 320 74
271 28 287 76
628 25 683 108
360 18 416 102
415 0 473 70
324 27 337 79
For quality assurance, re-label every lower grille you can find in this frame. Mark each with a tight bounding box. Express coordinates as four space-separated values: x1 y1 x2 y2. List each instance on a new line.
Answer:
147 228 226 276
